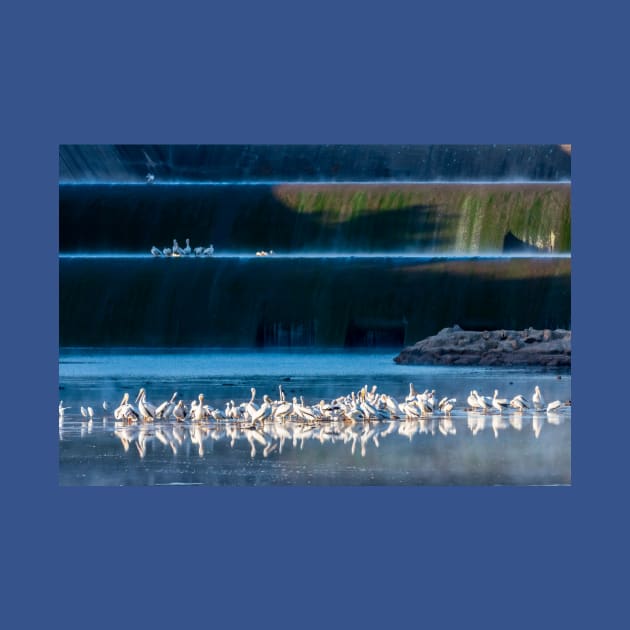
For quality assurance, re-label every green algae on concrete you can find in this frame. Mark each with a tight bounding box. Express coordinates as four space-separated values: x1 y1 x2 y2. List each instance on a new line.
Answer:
60 183 571 254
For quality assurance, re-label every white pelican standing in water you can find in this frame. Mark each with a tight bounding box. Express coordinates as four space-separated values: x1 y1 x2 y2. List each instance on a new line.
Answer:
172 239 185 257
114 393 139 422
58 401 70 417
532 385 545 411
203 244 214 256
155 392 178 419
163 247 172 256
510 394 528 412
491 390 510 413
245 388 259 420
467 391 481 410
193 394 211 421
473 390 489 413
438 397 456 415
136 388 157 421
150 246 162 256
251 395 273 424
172 400 186 422
183 238 192 256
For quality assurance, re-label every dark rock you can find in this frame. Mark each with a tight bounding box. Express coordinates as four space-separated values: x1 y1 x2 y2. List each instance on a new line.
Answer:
394 326 571 366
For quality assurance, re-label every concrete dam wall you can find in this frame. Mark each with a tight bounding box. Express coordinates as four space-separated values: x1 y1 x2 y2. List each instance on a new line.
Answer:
59 257 570 347
59 144 571 183
59 183 570 254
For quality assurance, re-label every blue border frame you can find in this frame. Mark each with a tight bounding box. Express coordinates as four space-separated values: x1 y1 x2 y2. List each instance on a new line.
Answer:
5 1 621 628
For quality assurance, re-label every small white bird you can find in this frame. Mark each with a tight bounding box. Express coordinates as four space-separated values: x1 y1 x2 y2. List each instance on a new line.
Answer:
58 401 71 417
80 406 88 418
102 401 109 411
87 406 94 419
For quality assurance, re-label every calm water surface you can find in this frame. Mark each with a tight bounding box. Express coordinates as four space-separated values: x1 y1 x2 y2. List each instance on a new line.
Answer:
59 349 571 486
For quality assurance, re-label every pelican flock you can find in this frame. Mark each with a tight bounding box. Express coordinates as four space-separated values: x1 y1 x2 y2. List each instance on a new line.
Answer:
60 383 570 456
150 240 215 257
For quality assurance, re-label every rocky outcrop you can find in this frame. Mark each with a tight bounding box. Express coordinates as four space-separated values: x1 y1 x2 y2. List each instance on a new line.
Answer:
393 325 571 367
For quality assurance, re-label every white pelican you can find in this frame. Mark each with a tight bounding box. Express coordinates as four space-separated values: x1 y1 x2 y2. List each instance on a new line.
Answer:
416 394 433 416
155 392 178 419
150 246 162 256
203 244 214 256
252 395 273 424
194 246 204 256
510 394 529 412
80 406 88 418
135 388 156 421
163 247 172 256
491 390 509 413
172 239 185 257
273 397 294 421
114 393 139 422
183 238 192 256
87 406 95 419
245 388 259 419
532 385 545 410
58 401 70 417
473 390 489 413
546 400 562 413
193 394 210 421
438 397 456 415
211 407 226 421
467 391 481 410
172 400 186 422
146 173 155 183
359 387 378 419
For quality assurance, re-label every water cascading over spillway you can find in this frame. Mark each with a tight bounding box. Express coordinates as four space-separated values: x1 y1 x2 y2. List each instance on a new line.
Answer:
59 145 571 349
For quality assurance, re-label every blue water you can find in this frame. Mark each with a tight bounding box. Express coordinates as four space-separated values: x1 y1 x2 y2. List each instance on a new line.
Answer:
58 349 571 486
